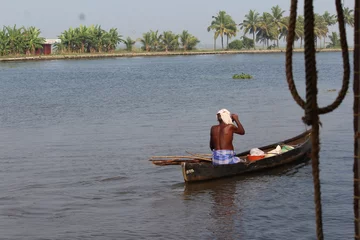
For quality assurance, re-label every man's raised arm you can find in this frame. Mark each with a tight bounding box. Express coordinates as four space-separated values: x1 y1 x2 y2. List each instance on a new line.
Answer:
231 114 245 135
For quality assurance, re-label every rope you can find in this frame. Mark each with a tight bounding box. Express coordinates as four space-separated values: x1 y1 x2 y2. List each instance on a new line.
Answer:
285 0 306 109
285 0 350 239
318 0 350 115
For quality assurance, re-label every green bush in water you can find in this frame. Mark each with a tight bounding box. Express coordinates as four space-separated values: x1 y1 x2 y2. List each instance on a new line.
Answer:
232 73 253 79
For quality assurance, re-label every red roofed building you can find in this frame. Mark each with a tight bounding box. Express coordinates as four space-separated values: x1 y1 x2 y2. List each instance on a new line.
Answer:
35 39 60 55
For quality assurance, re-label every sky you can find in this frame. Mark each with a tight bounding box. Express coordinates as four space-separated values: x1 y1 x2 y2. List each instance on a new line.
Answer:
1 0 355 48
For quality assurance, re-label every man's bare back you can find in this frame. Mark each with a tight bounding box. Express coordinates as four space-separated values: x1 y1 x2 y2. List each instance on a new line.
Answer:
210 113 245 151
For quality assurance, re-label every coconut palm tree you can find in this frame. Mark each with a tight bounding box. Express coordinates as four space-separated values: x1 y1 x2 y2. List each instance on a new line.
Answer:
240 9 260 49
279 16 304 47
323 11 337 26
314 14 328 48
326 32 340 48
180 30 199 51
342 7 354 27
256 12 275 48
207 11 236 50
269 5 286 47
124 37 136 52
321 11 336 47
296 15 305 48
224 17 237 49
160 31 179 52
140 32 152 52
180 30 191 51
149 30 161 51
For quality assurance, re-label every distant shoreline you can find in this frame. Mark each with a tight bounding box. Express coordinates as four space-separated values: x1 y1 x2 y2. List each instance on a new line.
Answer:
0 48 351 62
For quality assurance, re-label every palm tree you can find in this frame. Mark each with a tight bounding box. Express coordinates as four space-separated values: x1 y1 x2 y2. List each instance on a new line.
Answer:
180 30 199 51
257 12 275 48
160 31 179 52
279 16 303 47
314 14 328 48
240 9 260 50
149 30 161 51
207 16 218 50
322 11 336 47
208 11 236 50
225 17 237 49
269 5 286 47
140 32 152 52
297 15 305 48
326 32 340 48
124 37 136 52
342 7 354 27
180 30 191 51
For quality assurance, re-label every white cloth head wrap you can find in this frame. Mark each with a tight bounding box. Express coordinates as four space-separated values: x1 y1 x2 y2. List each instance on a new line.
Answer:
217 109 232 125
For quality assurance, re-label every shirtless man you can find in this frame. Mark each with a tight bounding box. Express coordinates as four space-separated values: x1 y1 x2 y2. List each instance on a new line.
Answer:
210 109 245 165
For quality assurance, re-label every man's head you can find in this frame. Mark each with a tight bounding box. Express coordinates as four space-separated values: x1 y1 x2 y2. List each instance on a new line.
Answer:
217 109 233 124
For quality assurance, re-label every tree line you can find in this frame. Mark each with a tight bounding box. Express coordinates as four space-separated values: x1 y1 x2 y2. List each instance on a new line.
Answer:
0 24 200 56
0 5 354 56
55 26 199 53
208 5 355 50
0 25 45 56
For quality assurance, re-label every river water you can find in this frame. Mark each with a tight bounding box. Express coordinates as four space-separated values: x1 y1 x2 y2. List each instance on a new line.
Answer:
0 52 354 239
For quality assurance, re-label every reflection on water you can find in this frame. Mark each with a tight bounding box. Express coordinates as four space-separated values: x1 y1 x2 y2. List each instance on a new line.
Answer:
182 161 311 239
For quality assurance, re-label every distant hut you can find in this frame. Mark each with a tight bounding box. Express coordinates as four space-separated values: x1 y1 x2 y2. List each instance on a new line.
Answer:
35 39 60 55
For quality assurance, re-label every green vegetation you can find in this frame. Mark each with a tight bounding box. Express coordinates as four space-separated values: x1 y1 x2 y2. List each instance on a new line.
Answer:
207 10 237 50
0 4 355 58
138 30 199 52
228 36 254 50
0 25 45 56
228 40 242 50
54 25 123 54
233 73 253 79
326 32 340 48
209 5 354 50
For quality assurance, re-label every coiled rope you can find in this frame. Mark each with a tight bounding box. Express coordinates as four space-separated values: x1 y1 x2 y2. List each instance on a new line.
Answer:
285 0 350 239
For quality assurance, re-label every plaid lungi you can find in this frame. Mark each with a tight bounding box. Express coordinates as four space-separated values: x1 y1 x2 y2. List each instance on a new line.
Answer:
212 150 241 165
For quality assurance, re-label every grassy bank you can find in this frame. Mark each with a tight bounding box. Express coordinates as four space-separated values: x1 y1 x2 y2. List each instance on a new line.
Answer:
0 48 350 62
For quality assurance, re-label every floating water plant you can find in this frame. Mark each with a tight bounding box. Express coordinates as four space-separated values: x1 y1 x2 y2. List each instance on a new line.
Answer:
232 73 253 79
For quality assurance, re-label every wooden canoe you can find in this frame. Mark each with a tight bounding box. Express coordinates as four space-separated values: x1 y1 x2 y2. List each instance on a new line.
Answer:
182 129 312 183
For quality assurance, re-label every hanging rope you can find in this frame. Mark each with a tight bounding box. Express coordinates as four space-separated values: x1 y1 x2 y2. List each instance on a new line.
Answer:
285 0 350 239
353 0 360 237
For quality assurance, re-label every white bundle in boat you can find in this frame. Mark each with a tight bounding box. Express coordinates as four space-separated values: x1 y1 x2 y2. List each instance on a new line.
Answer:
267 145 282 154
250 148 265 156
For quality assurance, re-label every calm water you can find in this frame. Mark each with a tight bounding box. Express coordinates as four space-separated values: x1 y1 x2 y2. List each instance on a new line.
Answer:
0 52 354 240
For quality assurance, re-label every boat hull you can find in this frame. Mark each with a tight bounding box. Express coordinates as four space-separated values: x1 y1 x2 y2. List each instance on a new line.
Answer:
181 130 311 182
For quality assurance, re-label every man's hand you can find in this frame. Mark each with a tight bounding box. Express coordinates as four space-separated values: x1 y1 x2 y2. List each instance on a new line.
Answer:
231 114 239 121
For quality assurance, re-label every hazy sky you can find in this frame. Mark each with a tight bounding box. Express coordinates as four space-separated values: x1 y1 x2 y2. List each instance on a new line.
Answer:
1 0 355 48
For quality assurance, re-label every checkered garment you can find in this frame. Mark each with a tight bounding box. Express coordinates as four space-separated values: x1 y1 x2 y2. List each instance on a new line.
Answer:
212 150 241 165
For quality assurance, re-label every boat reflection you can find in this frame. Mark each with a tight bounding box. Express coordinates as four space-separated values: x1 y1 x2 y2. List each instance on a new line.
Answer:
182 161 310 239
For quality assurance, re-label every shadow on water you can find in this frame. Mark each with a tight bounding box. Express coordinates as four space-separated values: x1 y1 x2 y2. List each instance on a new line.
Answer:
180 159 311 239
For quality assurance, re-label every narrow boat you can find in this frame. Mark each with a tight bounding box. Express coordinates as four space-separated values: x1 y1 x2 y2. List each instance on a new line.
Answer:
182 129 312 183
